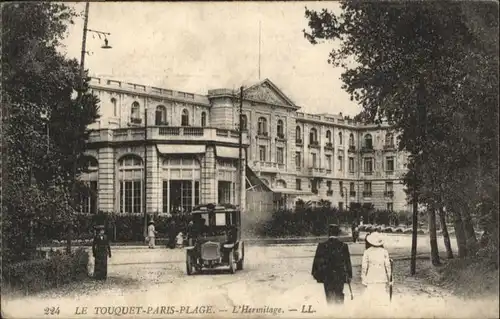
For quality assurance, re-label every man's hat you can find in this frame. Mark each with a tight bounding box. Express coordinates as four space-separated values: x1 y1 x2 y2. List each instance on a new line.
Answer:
366 232 384 247
94 225 105 229
148 220 155 224
328 224 341 236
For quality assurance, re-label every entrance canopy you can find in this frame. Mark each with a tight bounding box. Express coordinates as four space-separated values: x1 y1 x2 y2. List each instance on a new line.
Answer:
157 144 205 154
270 189 314 196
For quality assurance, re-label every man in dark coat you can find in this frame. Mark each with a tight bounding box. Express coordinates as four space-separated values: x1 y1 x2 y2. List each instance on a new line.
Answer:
167 219 177 249
312 224 352 304
92 225 112 280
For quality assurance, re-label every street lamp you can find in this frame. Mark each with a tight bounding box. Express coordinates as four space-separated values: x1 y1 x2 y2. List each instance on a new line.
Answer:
67 1 112 254
143 106 148 242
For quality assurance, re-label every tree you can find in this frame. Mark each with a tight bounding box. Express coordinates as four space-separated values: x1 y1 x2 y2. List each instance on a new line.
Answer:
2 3 100 262
304 1 499 264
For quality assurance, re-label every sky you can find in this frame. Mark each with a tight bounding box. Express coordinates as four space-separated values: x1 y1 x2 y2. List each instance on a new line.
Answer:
60 2 361 116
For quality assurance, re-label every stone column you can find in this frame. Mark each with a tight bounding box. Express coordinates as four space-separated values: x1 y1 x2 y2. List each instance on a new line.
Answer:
98 146 115 213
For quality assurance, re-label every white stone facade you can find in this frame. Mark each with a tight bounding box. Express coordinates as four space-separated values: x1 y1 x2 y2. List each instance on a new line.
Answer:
83 77 409 215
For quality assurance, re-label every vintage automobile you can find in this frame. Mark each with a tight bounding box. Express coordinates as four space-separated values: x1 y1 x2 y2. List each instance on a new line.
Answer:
185 203 244 275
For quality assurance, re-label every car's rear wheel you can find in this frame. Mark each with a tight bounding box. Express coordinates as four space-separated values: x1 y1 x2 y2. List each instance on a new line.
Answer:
186 251 194 275
228 251 236 274
236 243 244 271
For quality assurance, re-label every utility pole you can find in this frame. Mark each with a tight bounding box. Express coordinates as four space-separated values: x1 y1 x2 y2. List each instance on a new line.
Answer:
143 106 148 241
239 87 245 213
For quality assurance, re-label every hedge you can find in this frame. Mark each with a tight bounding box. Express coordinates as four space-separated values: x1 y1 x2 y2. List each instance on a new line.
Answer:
3 248 89 295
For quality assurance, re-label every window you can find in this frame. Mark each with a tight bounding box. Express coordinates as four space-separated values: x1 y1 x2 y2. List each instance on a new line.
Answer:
339 202 344 211
296 178 302 190
181 109 189 126
295 152 301 169
364 134 373 149
364 157 373 174
339 131 343 145
166 180 200 213
339 181 344 195
312 153 317 168
326 130 332 143
119 155 143 214
386 181 394 192
349 133 355 147
338 155 343 171
385 133 394 146
241 114 248 130
363 182 372 193
295 126 302 142
155 105 167 125
387 203 394 211
131 102 141 123
277 147 284 164
201 112 207 127
386 156 395 172
350 182 355 193
325 155 332 170
111 98 117 117
348 157 354 173
311 179 319 194
259 146 266 161
327 181 332 190
277 119 284 137
258 117 267 135
80 181 97 214
363 181 372 197
309 128 318 144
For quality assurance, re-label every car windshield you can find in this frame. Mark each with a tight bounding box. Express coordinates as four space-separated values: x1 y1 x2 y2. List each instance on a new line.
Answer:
190 211 238 236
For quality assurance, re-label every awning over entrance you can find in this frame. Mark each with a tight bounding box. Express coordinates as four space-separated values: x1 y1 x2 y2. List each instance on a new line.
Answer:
270 189 314 196
157 144 205 154
216 146 240 159
245 166 272 192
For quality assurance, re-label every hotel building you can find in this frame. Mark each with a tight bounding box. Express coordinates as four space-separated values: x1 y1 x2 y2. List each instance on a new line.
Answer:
81 77 409 216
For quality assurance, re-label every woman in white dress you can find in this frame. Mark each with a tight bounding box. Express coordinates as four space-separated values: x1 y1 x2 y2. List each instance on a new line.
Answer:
361 232 392 309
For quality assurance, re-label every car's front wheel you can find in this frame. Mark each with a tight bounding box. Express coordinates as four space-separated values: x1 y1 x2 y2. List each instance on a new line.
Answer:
236 243 244 271
228 251 236 274
186 251 195 276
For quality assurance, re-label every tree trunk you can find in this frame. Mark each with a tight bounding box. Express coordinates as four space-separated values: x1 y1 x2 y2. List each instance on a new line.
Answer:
438 206 454 259
451 204 468 258
410 193 418 275
461 205 478 253
429 208 440 265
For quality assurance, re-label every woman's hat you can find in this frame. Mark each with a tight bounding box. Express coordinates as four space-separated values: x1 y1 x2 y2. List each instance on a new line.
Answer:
366 232 384 247
148 220 155 224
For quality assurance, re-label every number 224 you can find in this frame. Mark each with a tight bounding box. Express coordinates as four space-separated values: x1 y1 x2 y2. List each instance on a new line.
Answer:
44 307 60 315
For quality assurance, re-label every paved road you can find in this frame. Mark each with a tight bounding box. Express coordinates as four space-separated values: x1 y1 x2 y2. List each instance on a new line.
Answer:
2 235 497 319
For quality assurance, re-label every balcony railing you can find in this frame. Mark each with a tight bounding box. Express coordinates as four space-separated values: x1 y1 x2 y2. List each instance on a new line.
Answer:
277 133 285 140
348 145 356 153
324 142 334 150
257 132 269 138
130 117 142 124
383 144 396 151
88 126 249 145
350 191 356 197
308 167 326 177
308 141 320 148
327 190 333 196
253 161 285 172
384 191 394 198
362 191 372 197
361 146 374 153
296 138 303 145
364 171 373 175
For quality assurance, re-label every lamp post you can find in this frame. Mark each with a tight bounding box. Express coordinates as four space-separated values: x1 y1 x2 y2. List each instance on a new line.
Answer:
69 1 112 253
143 106 148 242
342 186 349 223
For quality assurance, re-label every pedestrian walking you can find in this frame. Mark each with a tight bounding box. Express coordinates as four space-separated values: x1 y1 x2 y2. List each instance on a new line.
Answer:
167 219 177 249
351 220 359 243
176 232 184 248
312 224 353 305
147 220 157 249
92 225 112 280
361 232 392 307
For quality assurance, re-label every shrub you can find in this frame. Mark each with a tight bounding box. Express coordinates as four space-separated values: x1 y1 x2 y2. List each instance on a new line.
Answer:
3 248 89 295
